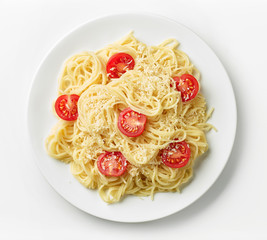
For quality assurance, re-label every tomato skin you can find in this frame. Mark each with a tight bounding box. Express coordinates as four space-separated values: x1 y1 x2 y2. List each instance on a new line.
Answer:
106 53 135 78
161 141 191 168
173 74 199 102
97 151 128 177
118 107 147 137
55 94 79 121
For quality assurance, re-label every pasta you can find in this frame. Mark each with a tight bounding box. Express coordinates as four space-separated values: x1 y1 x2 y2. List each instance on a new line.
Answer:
45 32 214 203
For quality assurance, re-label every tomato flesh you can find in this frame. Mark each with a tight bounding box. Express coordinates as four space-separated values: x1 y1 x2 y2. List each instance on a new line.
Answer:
173 74 199 102
106 53 135 78
55 94 79 121
161 141 191 168
97 152 128 177
118 107 147 137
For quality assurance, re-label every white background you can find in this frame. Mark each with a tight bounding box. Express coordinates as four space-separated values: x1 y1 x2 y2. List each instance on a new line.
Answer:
1 0 266 239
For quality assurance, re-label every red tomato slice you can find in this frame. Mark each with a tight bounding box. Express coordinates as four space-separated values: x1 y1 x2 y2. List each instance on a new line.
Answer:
55 94 79 121
106 53 135 78
161 141 191 168
118 107 147 137
97 151 128 177
173 74 199 102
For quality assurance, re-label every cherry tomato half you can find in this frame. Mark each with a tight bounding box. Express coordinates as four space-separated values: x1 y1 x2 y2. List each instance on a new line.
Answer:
161 141 191 168
106 53 135 78
55 94 80 121
173 74 199 102
118 107 147 137
97 151 128 177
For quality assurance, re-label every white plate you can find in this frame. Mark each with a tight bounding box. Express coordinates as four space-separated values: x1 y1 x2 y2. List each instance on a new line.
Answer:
27 13 236 222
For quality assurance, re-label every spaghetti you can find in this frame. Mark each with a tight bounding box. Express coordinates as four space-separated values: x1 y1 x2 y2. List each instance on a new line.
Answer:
46 32 213 203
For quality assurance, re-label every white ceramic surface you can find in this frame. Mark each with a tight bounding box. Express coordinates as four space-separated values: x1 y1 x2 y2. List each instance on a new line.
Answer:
27 13 236 223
